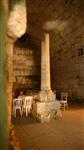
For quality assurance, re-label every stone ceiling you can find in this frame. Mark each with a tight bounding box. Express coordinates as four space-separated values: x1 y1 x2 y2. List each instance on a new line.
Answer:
26 0 84 51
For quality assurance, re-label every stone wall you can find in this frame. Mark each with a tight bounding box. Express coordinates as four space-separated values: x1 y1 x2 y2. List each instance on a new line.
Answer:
50 17 84 103
13 38 40 92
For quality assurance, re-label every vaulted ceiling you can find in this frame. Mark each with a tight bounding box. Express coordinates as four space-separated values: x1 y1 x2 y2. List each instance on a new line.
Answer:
26 0 84 51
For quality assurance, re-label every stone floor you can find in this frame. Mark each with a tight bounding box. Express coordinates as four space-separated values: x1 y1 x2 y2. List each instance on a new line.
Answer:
13 106 84 150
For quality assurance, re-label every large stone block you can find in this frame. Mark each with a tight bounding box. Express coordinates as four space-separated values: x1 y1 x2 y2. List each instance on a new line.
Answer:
32 100 62 123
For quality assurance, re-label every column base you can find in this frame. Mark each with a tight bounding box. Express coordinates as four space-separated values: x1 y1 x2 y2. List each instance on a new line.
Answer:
39 90 56 102
31 100 62 123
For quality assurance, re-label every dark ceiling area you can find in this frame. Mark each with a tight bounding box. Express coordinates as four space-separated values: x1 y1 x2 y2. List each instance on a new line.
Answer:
15 33 38 50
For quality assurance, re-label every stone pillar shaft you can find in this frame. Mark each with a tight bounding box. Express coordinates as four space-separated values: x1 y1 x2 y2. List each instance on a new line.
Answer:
6 37 14 128
41 32 51 91
0 1 9 150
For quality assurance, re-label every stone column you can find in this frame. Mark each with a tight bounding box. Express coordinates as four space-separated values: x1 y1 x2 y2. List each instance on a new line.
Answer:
41 33 51 91
0 0 27 149
0 0 9 149
40 32 54 102
7 0 27 127
6 37 14 128
32 32 61 122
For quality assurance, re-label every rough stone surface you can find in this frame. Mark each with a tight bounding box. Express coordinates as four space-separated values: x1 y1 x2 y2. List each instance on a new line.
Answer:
6 36 14 127
13 38 40 91
9 125 21 150
7 2 27 39
32 100 61 122
39 90 56 102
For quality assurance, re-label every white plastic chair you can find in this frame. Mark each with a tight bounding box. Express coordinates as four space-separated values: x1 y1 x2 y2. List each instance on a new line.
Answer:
13 98 22 117
22 96 33 116
60 92 68 110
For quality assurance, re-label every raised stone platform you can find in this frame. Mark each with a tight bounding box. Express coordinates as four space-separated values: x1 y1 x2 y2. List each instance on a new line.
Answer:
31 100 62 123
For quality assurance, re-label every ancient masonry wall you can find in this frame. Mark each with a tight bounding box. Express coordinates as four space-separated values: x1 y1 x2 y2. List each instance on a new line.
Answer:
13 45 40 92
50 16 84 103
